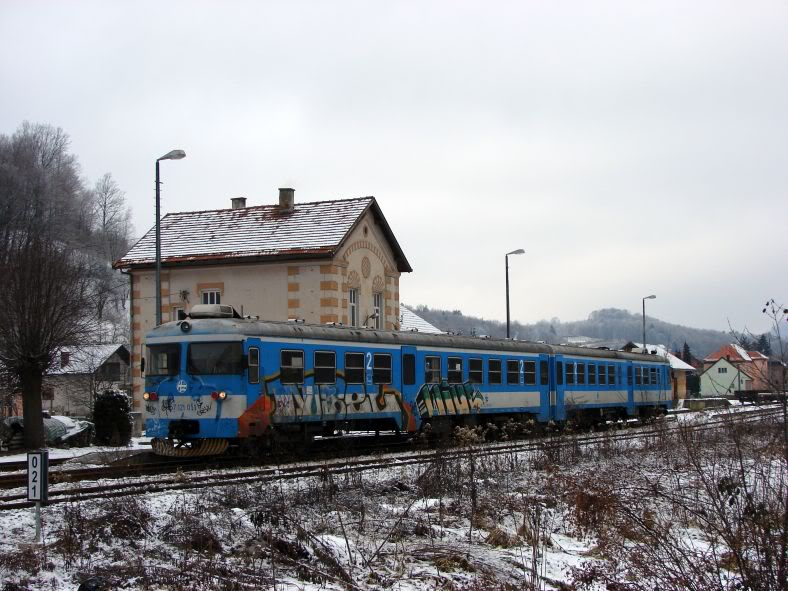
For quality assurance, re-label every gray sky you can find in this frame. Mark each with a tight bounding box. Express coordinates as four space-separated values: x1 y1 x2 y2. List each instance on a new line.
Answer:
2 1 786 335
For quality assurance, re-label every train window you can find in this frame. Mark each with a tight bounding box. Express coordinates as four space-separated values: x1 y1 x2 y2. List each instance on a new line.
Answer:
373 354 392 384
566 362 575 385
651 367 658 385
644 367 651 385
506 360 519 384
146 344 180 376
588 363 597 385
627 366 633 386
608 365 615 385
280 350 304 383
577 362 586 385
599 364 607 385
344 352 364 384
539 360 548 385
189 342 244 375
469 358 483 383
524 361 536 385
403 354 416 385
314 351 336 384
635 366 642 385
557 361 564 385
248 347 260 384
447 357 463 383
488 359 502 384
425 356 441 383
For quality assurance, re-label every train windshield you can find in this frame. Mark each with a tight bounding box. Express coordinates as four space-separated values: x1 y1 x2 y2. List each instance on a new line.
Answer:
147 344 180 376
187 342 244 375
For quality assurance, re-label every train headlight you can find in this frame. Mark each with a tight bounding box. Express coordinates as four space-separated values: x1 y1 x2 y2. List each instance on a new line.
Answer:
143 392 159 401
211 391 228 401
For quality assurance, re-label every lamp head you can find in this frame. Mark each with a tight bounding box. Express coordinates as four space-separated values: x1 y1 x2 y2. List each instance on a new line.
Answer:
506 248 525 256
158 149 186 161
644 294 656 300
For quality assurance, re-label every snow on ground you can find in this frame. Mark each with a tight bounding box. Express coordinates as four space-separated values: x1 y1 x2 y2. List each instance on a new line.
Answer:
0 405 783 590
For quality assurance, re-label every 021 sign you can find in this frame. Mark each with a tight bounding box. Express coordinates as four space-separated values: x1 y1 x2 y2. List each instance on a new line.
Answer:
27 450 49 504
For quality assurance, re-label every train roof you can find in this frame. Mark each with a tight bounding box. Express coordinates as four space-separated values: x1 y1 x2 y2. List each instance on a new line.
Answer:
146 317 669 364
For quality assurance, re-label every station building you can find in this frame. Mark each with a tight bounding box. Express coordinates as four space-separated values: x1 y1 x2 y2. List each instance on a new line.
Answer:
114 188 411 422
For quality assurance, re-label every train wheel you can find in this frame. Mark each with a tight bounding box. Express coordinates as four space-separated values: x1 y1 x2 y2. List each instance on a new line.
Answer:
151 437 229 457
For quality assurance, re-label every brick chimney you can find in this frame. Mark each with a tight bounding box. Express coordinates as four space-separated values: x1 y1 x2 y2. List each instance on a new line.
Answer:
231 197 247 209
278 188 294 213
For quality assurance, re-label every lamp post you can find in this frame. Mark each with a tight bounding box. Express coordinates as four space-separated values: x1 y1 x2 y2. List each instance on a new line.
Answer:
505 249 525 338
155 149 186 326
642 294 656 353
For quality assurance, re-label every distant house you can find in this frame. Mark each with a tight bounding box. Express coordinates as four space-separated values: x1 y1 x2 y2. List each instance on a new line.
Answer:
699 344 769 396
114 189 411 424
43 344 130 417
622 342 695 400
399 305 444 334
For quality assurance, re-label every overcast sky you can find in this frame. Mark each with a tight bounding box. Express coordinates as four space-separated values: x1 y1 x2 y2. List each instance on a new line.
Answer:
2 1 786 335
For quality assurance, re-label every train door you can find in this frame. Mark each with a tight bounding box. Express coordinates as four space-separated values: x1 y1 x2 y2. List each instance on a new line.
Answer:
625 361 635 415
245 338 263 406
538 354 550 422
400 346 421 431
551 354 567 421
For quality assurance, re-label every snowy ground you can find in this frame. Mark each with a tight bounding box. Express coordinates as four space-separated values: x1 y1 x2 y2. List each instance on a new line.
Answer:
0 405 784 590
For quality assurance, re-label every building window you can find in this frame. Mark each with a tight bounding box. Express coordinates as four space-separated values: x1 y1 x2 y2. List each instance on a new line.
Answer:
447 357 463 383
349 289 358 327
373 292 383 329
280 350 304 384
201 290 221 305
718 367 728 374
373 354 392 384
488 359 502 384
469 358 483 383
344 352 364 384
314 351 336 384
425 356 441 383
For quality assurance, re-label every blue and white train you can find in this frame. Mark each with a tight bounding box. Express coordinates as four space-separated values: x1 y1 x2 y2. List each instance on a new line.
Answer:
142 305 672 456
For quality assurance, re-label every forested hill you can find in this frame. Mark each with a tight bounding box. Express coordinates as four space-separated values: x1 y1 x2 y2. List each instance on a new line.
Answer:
408 305 746 359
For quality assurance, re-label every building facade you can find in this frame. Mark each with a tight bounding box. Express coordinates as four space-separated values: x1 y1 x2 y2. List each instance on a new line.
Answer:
700 343 769 396
114 189 411 420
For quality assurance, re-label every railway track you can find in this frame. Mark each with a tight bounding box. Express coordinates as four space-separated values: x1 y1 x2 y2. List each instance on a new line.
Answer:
0 405 780 512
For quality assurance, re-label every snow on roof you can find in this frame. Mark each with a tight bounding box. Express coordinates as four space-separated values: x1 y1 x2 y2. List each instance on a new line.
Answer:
50 344 126 375
115 196 412 272
633 343 695 371
399 305 444 334
703 343 766 363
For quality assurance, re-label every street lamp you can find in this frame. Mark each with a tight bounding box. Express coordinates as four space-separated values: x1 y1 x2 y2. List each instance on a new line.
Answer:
505 249 525 338
363 312 379 328
155 149 186 326
642 294 656 353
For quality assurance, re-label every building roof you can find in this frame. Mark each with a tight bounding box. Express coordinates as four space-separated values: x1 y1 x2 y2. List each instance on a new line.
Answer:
399 305 444 334
50 344 129 375
114 196 412 272
628 343 695 371
703 343 768 363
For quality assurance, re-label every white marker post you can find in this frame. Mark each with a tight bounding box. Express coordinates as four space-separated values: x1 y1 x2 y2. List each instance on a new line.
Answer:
27 450 49 543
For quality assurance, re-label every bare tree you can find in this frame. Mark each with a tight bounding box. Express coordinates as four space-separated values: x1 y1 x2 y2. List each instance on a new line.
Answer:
0 122 105 448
